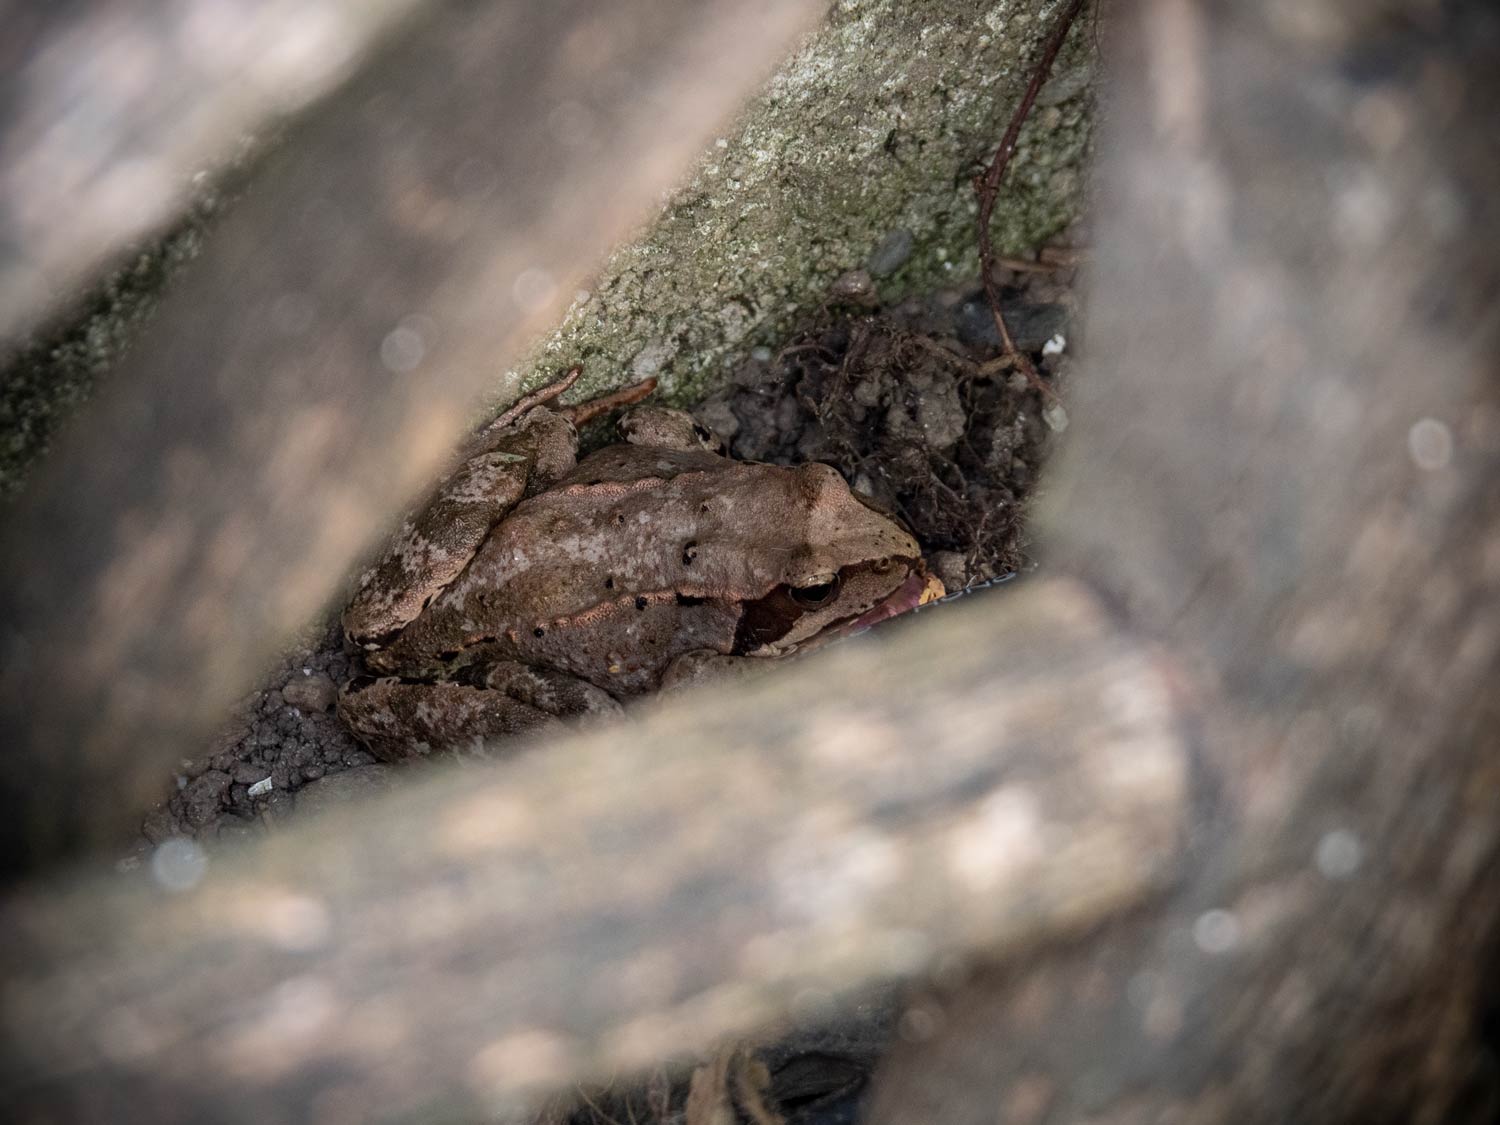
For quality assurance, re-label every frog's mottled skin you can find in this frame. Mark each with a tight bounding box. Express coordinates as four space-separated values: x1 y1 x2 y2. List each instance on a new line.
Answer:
339 403 926 760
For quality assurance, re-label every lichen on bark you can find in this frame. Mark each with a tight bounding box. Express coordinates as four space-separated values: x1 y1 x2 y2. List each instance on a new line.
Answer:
506 0 1094 408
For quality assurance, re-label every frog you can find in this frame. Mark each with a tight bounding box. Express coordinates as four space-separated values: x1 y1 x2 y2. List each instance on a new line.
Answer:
337 367 942 761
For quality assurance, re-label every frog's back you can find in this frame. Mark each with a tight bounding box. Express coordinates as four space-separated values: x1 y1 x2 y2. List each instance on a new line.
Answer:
368 442 915 693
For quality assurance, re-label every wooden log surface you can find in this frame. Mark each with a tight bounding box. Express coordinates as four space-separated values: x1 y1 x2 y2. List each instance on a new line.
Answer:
0 579 1188 1122
865 0 1500 1120
0 0 436 341
0 0 818 874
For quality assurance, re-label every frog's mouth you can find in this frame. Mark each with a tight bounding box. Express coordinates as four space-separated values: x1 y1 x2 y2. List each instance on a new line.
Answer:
842 567 945 630
800 566 946 651
735 562 944 656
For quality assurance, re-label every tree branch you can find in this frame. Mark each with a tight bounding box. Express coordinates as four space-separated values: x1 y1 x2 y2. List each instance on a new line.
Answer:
0 580 1187 1121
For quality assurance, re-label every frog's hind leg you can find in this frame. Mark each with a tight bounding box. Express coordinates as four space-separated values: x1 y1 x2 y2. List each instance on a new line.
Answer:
336 677 558 763
337 662 622 763
464 661 623 723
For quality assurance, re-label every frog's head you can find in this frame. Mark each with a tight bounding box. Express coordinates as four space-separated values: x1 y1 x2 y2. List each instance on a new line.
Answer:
735 462 943 655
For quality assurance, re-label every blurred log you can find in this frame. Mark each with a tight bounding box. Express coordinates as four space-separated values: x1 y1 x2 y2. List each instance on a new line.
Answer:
0 0 817 873
0 579 1187 1122
0 0 435 341
866 0 1500 1120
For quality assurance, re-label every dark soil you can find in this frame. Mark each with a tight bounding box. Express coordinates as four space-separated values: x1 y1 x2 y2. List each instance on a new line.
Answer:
131 251 1078 1125
700 264 1075 589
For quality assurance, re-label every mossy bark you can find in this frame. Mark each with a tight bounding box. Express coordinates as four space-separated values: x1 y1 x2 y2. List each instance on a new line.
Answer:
509 0 1094 408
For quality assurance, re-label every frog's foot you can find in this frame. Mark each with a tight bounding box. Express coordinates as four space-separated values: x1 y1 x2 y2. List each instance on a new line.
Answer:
617 405 727 455
337 662 622 763
659 650 769 693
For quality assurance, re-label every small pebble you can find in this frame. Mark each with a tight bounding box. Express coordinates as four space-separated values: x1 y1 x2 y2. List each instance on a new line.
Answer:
182 771 231 829
867 228 915 277
829 269 878 305
927 550 969 593
282 672 338 713
142 807 180 845
1042 401 1069 432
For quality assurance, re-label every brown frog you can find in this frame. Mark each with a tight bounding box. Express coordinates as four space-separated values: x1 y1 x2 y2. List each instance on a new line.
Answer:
338 369 940 760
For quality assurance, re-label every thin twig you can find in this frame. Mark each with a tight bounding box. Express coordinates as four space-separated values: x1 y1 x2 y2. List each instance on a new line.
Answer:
489 364 583 434
475 367 658 458
907 331 980 374
556 376 658 428
974 0 1087 399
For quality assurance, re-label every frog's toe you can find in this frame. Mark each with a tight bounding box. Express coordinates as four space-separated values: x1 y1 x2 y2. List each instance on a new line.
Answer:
660 650 768 692
463 661 624 722
336 677 563 763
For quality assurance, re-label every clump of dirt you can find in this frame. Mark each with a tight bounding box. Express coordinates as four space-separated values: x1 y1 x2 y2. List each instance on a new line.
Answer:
699 264 1074 592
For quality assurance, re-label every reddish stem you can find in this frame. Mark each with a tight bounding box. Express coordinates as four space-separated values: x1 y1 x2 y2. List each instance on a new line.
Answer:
975 0 1087 398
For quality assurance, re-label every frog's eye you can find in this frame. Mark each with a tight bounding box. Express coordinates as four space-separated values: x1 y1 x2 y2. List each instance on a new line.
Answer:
790 576 841 608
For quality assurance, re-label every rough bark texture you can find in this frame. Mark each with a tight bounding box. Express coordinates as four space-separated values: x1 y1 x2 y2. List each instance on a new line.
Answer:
865 0 1500 1121
0 0 818 873
0 581 1187 1122
501 0 1096 409
0 0 433 342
